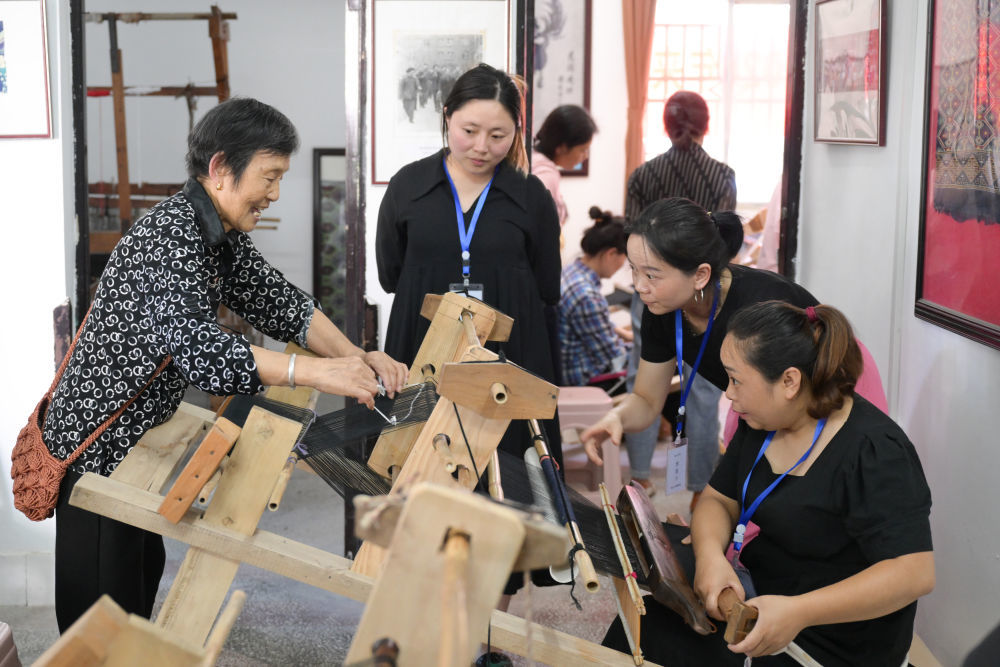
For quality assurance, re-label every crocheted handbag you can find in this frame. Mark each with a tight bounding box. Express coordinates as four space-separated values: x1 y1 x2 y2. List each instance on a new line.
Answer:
11 310 171 521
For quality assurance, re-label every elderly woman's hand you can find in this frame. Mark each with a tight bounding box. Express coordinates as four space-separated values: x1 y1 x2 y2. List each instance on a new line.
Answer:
301 356 380 408
363 350 409 397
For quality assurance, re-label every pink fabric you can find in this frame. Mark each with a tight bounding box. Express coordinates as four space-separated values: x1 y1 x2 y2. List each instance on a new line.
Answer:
531 152 567 225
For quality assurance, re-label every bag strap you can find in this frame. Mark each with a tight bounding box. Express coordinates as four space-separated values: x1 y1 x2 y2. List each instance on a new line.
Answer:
63 354 173 466
43 303 175 466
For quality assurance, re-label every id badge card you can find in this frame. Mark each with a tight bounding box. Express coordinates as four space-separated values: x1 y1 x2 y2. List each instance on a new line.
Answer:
449 282 483 301
665 435 688 495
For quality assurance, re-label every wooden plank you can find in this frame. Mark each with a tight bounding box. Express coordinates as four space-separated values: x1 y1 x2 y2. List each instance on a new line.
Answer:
155 407 302 645
110 401 215 493
486 610 658 666
157 417 241 524
70 474 374 602
346 485 525 665
437 361 558 420
105 615 203 667
109 47 131 232
33 595 127 666
70 473 650 666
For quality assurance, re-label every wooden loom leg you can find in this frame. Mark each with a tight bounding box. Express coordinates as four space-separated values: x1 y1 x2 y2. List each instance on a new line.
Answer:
155 407 302 645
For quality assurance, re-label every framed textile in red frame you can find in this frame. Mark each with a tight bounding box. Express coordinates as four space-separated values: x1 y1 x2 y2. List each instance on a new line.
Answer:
916 0 1000 350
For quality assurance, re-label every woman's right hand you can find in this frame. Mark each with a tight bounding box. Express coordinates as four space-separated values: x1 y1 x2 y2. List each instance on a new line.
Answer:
694 552 743 621
302 356 380 409
580 411 624 465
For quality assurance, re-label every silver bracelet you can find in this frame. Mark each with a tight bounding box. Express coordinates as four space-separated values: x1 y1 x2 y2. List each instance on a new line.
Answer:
288 353 297 390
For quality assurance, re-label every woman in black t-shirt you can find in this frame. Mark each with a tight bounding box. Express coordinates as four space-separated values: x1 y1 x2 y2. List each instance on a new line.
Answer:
605 301 934 666
581 197 817 470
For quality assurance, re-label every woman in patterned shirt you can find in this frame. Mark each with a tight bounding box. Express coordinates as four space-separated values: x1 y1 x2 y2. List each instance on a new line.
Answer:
557 206 629 388
46 97 407 632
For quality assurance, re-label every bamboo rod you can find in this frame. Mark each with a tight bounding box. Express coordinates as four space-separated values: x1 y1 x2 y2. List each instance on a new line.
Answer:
599 483 645 614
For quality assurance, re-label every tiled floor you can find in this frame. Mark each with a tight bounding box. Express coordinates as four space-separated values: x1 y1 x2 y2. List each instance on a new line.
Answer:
0 403 686 666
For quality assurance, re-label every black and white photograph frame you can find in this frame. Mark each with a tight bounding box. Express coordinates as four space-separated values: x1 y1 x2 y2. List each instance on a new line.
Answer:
371 0 510 185
0 0 51 139
532 0 591 175
813 0 886 145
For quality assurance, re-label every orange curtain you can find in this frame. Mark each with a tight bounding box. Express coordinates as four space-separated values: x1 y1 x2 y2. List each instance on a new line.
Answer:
622 0 658 198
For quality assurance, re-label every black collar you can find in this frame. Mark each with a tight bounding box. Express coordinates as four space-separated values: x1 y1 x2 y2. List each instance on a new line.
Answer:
182 178 230 247
407 149 529 212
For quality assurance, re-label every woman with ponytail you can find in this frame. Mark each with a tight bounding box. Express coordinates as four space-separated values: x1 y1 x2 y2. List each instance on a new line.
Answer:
605 301 934 665
582 197 819 497
558 207 629 388
376 62 563 464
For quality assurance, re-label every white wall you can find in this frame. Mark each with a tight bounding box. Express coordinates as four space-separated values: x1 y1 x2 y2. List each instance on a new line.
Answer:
84 0 346 295
0 0 73 605
797 1 1000 664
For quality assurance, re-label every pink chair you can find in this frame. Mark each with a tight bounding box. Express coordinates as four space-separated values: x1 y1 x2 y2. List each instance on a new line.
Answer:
557 386 623 499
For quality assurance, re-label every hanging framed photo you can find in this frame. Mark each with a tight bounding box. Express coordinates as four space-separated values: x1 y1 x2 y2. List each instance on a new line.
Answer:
0 0 52 139
915 0 1000 350
813 0 886 145
371 0 510 185
531 0 592 176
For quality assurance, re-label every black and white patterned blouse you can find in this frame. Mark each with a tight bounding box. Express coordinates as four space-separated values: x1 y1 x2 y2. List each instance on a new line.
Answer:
44 178 315 476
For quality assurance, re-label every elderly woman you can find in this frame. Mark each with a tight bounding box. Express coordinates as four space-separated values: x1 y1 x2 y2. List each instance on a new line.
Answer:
46 97 407 632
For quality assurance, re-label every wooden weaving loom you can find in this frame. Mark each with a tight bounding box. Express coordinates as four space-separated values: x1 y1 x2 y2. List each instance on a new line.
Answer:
65 292 649 665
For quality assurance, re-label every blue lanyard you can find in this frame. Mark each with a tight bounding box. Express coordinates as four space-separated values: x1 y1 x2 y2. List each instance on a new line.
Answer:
732 418 827 552
443 154 496 285
674 279 721 437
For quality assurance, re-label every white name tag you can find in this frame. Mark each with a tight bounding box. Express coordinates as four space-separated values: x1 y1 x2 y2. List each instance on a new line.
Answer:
665 437 688 495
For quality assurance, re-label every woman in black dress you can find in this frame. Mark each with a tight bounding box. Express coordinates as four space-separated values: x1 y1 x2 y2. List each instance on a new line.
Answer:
604 301 934 665
376 63 563 463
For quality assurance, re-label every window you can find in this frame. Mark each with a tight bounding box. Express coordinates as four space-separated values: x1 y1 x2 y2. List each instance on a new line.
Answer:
644 0 790 204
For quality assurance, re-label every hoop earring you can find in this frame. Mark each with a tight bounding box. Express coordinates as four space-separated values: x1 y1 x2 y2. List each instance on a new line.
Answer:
694 288 704 304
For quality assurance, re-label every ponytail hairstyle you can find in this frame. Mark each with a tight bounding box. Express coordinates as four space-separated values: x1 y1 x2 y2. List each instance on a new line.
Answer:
664 91 710 151
581 206 627 256
442 63 528 173
728 301 863 419
625 197 743 282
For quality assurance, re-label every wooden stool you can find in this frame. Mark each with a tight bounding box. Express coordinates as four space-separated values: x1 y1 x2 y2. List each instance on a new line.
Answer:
558 386 622 499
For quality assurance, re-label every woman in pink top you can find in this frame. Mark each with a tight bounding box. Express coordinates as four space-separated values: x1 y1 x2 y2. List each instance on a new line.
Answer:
531 104 597 225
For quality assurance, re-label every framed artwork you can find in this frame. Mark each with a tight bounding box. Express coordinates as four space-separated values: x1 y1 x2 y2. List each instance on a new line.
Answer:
915 0 1000 350
0 0 51 139
371 0 510 184
532 0 591 175
313 148 348 329
813 0 885 145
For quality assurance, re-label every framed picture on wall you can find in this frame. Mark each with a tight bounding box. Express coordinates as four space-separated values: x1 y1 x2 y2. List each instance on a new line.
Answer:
371 0 510 185
531 0 592 176
0 0 52 139
813 0 886 145
915 0 1000 350
313 148 348 329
